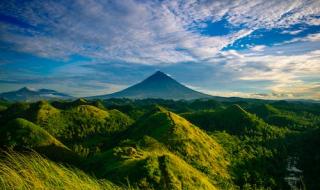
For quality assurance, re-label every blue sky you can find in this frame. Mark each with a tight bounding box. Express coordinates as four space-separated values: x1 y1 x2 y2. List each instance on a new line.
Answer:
0 0 320 99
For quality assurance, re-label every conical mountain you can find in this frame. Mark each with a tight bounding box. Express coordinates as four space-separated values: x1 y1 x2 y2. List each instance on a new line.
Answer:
90 71 211 100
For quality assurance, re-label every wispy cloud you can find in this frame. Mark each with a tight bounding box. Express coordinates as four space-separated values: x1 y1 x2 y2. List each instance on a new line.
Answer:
1 0 319 64
204 46 320 99
0 0 319 99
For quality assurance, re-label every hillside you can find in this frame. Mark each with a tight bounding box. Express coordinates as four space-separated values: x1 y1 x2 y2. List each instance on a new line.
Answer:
248 104 318 130
182 104 273 135
128 106 229 178
0 151 120 190
0 118 64 148
85 106 233 189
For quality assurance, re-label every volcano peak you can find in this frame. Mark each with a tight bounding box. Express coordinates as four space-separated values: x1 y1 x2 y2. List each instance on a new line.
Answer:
90 71 211 100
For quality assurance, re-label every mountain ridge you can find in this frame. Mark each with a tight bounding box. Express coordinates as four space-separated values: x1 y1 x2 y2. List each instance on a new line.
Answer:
0 87 73 102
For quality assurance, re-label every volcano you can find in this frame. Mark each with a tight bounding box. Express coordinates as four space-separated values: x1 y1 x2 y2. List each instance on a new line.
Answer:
91 71 211 100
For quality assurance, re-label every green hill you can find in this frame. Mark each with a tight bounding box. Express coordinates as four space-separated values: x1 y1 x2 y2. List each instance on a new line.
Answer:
0 118 82 164
0 118 64 148
0 101 134 158
57 105 133 140
183 104 278 136
85 107 233 189
3 101 133 140
0 102 30 124
89 146 219 190
248 104 316 130
128 106 230 180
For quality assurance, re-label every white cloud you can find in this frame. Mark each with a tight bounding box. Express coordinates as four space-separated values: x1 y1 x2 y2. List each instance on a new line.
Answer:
281 29 304 35
205 48 320 99
250 45 266 52
0 0 319 64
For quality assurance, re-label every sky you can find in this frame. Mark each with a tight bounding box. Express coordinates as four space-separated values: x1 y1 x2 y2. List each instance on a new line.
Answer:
0 0 320 100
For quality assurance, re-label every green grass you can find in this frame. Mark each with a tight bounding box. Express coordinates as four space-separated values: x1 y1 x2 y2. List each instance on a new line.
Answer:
0 151 120 190
182 104 287 137
88 143 221 190
126 106 232 186
0 118 64 148
248 104 318 130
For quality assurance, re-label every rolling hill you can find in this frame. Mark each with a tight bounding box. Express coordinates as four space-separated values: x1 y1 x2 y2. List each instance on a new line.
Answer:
87 106 233 189
129 106 229 176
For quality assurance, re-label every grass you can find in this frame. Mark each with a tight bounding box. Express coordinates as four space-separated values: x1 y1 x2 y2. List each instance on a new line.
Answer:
88 143 220 190
0 151 120 190
0 118 64 148
130 106 230 179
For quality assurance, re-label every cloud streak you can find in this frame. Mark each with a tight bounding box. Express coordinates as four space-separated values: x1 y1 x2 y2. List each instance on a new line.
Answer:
1 0 319 64
0 0 319 99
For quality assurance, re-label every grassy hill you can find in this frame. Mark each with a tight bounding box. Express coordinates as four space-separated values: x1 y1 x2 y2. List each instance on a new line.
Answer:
0 118 81 164
84 106 234 189
87 134 235 189
129 106 229 178
0 151 120 190
182 104 286 137
0 118 64 148
89 147 221 190
248 104 318 130
181 104 292 189
1 100 134 156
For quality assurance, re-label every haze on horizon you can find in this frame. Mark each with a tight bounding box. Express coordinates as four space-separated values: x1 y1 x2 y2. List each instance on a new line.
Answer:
0 0 319 100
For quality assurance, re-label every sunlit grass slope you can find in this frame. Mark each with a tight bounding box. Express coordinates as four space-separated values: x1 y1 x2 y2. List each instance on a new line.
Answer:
1 100 133 138
128 106 230 181
0 118 64 148
88 141 220 190
0 151 120 190
0 118 82 164
32 102 133 138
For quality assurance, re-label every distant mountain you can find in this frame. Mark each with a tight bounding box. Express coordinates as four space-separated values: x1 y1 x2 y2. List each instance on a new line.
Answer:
90 71 212 100
0 87 73 102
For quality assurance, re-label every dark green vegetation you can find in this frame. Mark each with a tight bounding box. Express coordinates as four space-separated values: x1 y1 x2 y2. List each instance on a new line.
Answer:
0 98 319 189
